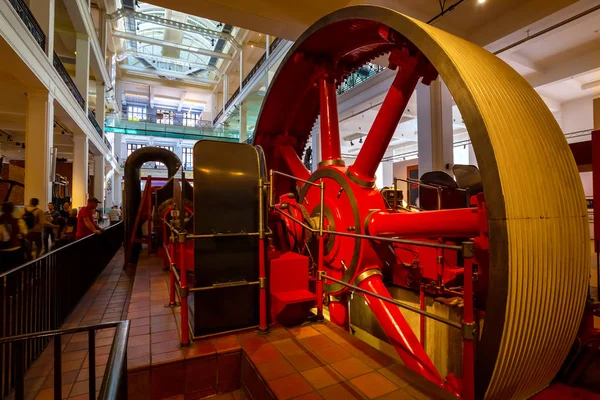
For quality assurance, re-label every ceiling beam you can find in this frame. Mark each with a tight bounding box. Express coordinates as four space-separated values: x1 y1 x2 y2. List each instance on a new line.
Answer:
119 64 218 85
112 31 233 60
117 50 222 78
527 48 600 88
506 52 544 73
149 86 155 108
121 75 213 90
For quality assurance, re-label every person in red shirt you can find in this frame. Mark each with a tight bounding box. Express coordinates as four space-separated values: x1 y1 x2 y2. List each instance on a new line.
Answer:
76 197 104 239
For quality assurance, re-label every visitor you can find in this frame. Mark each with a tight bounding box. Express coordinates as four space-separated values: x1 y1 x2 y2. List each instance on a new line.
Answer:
76 197 103 239
20 198 45 258
0 202 26 270
43 202 60 253
55 208 78 247
108 205 121 226
59 202 70 219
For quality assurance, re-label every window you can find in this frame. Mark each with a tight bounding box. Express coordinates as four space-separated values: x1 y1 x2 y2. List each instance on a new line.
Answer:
182 147 193 170
156 109 174 125
183 112 202 127
145 145 173 169
127 143 146 157
127 106 147 121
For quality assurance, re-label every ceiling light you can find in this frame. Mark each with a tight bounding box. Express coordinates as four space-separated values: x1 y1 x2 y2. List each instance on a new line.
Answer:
477 0 485 3
350 141 354 146
359 137 363 144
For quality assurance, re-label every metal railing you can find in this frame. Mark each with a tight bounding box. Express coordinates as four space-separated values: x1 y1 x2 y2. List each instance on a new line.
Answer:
8 0 46 50
337 63 386 95
53 53 85 110
88 109 103 138
0 222 124 397
0 321 130 400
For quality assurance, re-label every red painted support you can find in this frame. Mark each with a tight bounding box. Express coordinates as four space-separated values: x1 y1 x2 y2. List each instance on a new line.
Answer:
358 272 444 387
462 249 475 400
348 52 422 184
259 236 268 331
179 236 189 346
368 208 480 238
328 295 350 331
316 234 325 320
319 77 342 163
280 145 311 182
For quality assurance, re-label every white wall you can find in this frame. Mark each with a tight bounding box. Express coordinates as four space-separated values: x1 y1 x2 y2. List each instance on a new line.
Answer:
560 96 595 133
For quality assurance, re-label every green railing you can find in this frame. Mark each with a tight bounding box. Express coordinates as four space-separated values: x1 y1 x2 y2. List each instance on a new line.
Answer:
337 63 386 95
105 118 239 142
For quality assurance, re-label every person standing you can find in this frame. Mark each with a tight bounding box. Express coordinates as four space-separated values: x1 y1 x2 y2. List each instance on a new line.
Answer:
0 202 26 269
76 197 104 239
108 205 121 226
43 202 60 253
20 198 45 258
59 203 70 219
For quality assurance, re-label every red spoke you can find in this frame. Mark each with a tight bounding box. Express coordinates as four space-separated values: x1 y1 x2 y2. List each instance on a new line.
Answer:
348 50 425 185
319 77 342 164
280 145 310 182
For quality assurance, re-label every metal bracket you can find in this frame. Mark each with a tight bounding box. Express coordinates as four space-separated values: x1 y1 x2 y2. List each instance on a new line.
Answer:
462 322 477 340
180 286 189 297
318 270 326 280
259 277 267 289
462 241 475 258
178 231 187 244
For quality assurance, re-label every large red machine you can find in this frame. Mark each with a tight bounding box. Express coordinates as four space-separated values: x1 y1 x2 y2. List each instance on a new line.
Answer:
122 6 599 400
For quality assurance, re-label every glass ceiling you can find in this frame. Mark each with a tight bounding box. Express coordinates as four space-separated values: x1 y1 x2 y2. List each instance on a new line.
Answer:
117 2 239 83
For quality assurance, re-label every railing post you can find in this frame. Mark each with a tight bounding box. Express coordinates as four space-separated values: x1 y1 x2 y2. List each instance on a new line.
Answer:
461 241 476 400
14 341 24 400
53 335 62 399
178 232 190 346
258 179 268 334
88 330 96 398
316 179 325 321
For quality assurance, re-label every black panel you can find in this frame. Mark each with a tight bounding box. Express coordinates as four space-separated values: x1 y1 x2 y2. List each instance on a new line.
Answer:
191 140 263 336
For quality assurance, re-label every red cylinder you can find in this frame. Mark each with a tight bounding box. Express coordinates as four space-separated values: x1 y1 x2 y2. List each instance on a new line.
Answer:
368 208 480 238
316 235 325 320
328 295 350 331
358 273 444 387
319 78 342 163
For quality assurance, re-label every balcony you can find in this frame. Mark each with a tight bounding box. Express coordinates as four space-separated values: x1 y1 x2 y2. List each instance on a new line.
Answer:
53 53 85 110
105 116 239 142
337 63 386 95
88 108 103 137
8 0 45 51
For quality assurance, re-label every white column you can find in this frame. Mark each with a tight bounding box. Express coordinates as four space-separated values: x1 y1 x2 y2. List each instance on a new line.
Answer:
29 0 55 60
223 74 229 109
239 48 244 90
174 141 183 167
239 101 247 142
96 82 105 129
113 135 123 163
94 155 105 210
468 144 478 167
25 91 54 206
108 169 115 206
99 11 107 59
76 34 91 110
382 161 394 187
417 77 454 176
265 35 270 58
113 171 122 206
72 135 88 208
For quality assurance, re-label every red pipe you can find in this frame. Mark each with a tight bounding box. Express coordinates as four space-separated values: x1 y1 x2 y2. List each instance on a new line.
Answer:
280 145 310 182
348 56 421 184
319 77 342 163
358 272 444 387
462 255 475 400
179 238 189 346
259 237 268 331
316 235 324 320
368 208 480 238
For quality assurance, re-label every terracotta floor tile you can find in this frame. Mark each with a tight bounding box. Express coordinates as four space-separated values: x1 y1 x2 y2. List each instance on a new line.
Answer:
300 335 335 352
153 349 185 365
374 389 419 400
272 338 305 356
151 314 176 325
68 333 88 344
350 372 398 399
301 366 344 390
330 357 373 380
62 350 87 362
127 355 151 371
151 321 178 333
256 357 296 381
288 326 321 339
268 373 313 400
266 328 294 342
127 310 150 319
61 359 84 372
128 334 150 347
355 348 396 370
211 335 241 354
130 325 151 336
130 317 150 328
63 341 88 353
245 342 282 365
151 339 181 355
127 344 150 359
35 384 72 400
318 382 365 400
95 345 112 356
68 378 101 397
293 392 323 400
76 365 106 381
315 344 352 364
377 364 413 388
184 341 216 359
151 329 180 344
238 334 269 352
285 351 323 372
150 307 173 316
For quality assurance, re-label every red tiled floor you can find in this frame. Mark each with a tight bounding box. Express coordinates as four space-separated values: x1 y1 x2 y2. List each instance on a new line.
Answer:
285 351 324 372
330 357 373 380
268 373 313 400
289 326 321 339
350 372 398 399
301 366 345 390
315 344 352 364
318 382 364 400
272 338 304 356
255 357 296 381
